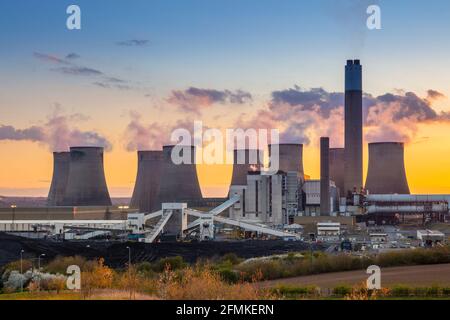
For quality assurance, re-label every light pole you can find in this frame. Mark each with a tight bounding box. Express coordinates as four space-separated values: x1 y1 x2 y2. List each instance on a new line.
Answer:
20 250 24 292
38 253 45 291
126 246 132 299
126 246 131 268
10 204 17 232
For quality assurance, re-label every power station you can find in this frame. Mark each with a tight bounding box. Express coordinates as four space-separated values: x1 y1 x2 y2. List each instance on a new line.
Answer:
3 59 446 244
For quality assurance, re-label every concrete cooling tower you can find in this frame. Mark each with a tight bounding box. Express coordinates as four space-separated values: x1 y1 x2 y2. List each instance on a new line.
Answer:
230 149 263 186
47 152 70 206
329 148 345 195
157 145 203 207
365 142 410 194
130 151 163 213
344 59 363 195
62 147 112 206
269 144 304 178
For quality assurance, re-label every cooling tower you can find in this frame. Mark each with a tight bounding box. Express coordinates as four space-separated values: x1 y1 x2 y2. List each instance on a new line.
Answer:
344 59 363 195
47 152 70 206
320 137 330 216
268 143 304 178
230 149 263 186
157 145 203 207
365 142 410 194
130 150 163 213
329 148 345 195
62 147 112 206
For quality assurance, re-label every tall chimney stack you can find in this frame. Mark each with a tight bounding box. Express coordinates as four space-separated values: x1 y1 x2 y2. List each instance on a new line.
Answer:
344 59 363 196
320 137 330 216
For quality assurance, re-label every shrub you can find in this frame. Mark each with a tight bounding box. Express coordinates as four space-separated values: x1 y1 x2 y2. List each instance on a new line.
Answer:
3 271 27 292
391 285 411 297
273 285 317 297
135 262 157 278
151 256 186 273
220 253 242 265
217 267 240 283
81 258 114 298
333 285 352 296
156 265 275 300
45 256 93 274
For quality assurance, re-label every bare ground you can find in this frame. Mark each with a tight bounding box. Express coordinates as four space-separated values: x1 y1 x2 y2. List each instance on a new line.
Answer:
260 263 450 289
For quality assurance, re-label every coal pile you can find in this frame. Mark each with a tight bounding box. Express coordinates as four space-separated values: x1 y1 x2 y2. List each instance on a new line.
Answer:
0 233 322 269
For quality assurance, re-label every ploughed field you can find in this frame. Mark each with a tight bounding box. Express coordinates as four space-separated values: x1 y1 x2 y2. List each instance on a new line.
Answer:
0 233 322 268
260 263 450 289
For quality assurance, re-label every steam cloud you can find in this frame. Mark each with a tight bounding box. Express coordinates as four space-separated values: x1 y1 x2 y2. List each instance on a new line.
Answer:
124 111 197 151
237 86 449 146
0 109 112 152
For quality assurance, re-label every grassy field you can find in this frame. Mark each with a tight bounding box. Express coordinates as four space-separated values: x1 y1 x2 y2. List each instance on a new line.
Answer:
0 290 156 300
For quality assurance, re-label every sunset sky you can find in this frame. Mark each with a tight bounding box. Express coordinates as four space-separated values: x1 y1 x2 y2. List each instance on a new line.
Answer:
1 0 450 197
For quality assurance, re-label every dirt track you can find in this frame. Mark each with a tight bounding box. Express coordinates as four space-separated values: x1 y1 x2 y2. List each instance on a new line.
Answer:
261 263 450 288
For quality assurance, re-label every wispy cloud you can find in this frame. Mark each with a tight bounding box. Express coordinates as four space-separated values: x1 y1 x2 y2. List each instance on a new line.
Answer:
52 66 103 76
116 39 150 47
33 52 135 90
65 53 81 60
33 52 70 65
167 87 252 115
0 106 112 152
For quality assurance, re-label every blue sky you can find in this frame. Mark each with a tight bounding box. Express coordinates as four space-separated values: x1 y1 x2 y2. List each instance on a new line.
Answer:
1 0 450 96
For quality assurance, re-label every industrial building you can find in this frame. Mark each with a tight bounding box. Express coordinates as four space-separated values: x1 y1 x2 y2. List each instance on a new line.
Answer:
302 180 338 216
316 222 341 242
130 150 163 213
230 148 263 187
229 170 302 226
416 230 445 247
62 147 112 206
365 142 410 194
329 148 345 198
